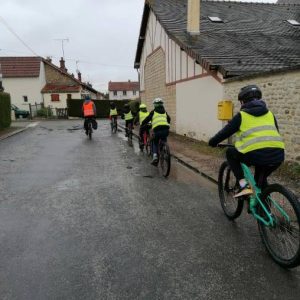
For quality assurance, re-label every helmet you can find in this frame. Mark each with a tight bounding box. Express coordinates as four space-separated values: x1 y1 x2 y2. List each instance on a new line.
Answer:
139 103 147 109
110 102 116 108
153 97 164 107
238 85 262 103
85 94 91 100
124 103 129 108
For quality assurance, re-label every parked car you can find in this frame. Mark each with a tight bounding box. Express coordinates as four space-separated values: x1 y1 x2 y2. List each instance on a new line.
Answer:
11 104 30 119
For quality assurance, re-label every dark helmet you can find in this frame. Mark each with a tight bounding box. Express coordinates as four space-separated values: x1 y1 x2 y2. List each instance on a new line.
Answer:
110 102 116 108
238 85 262 103
85 94 91 100
124 103 130 108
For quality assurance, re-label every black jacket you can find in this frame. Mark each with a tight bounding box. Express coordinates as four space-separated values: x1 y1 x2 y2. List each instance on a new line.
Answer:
209 99 284 165
141 106 171 131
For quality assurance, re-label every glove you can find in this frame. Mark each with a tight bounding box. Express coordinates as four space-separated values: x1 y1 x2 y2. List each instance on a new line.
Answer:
208 138 217 147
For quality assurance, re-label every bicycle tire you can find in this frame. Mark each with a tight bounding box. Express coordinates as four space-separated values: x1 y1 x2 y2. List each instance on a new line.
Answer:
258 184 300 268
159 142 171 177
218 161 244 220
145 135 151 156
88 123 92 140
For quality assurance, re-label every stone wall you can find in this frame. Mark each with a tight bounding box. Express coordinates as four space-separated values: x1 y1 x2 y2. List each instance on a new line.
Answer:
224 69 300 162
142 48 176 131
44 64 77 85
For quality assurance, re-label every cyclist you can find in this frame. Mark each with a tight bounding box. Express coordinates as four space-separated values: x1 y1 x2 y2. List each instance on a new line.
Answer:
82 95 97 135
208 85 285 197
134 103 151 149
141 98 171 165
109 102 118 129
122 103 134 137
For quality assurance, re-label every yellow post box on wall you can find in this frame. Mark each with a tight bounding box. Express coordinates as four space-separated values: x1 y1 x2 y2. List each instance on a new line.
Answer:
218 100 233 121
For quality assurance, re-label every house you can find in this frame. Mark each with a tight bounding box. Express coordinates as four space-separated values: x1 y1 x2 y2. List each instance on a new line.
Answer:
108 80 139 100
0 56 102 113
134 0 300 161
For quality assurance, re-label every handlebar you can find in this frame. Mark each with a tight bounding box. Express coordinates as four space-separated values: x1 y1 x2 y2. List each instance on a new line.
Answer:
217 143 234 148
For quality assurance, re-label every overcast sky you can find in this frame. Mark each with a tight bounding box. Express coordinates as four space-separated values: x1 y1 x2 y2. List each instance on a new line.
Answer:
0 0 277 92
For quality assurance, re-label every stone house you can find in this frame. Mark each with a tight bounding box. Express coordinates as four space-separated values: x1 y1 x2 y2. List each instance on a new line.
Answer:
134 0 300 161
0 56 102 112
108 80 140 100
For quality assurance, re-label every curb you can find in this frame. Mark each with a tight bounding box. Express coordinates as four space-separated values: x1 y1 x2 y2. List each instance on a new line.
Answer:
0 127 29 141
119 124 217 185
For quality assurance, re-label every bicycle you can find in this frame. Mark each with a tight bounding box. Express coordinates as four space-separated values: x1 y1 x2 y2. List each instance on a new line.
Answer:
139 126 151 155
127 122 133 146
111 116 118 133
150 137 171 178
86 119 93 140
218 144 300 268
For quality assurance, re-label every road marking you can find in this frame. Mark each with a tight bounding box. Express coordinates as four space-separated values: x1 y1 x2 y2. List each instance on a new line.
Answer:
26 122 39 128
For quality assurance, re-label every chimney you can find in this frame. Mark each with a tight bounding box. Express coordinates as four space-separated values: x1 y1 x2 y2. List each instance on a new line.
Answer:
77 71 82 82
59 57 67 72
187 0 200 35
45 56 52 63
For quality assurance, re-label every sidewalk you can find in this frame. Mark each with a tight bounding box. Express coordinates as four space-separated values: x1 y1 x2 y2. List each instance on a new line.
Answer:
0 121 30 141
125 124 300 197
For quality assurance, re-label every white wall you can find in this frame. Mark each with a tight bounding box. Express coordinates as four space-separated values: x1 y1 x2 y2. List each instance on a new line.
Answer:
176 76 224 141
43 92 81 110
109 90 139 100
2 77 43 109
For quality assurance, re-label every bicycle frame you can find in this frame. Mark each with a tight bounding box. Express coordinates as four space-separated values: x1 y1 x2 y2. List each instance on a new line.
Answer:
241 163 290 226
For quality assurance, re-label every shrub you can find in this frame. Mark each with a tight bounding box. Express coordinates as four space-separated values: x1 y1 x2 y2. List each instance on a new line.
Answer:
37 107 53 117
0 92 11 129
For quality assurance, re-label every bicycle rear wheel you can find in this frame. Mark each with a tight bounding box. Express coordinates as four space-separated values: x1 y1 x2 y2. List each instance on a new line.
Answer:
88 123 92 140
218 161 244 220
159 142 171 177
113 119 117 133
145 135 151 156
258 184 300 268
127 124 133 145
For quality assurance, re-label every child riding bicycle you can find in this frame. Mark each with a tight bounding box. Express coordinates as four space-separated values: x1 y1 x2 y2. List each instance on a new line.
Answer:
109 102 118 127
208 85 285 197
134 103 151 149
122 103 134 137
82 95 97 135
141 98 171 165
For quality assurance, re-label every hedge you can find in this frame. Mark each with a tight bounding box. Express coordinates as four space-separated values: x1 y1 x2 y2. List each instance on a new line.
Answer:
0 92 11 129
67 99 140 118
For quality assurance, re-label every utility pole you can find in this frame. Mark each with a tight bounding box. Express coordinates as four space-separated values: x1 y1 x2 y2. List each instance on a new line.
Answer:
54 38 69 59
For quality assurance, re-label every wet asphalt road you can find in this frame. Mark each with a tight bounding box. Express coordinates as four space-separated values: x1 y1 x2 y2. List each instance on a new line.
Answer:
0 120 299 300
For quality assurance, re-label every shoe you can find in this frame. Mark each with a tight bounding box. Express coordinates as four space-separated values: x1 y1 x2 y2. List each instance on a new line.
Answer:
234 184 253 198
151 154 158 166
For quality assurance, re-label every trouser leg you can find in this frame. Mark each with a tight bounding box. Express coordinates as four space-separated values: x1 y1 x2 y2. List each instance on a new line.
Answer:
254 164 281 189
226 147 246 181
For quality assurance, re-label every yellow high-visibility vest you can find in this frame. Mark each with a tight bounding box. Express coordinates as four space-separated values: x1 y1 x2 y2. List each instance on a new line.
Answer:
235 111 285 154
139 111 149 124
124 111 133 121
151 112 169 129
110 108 118 116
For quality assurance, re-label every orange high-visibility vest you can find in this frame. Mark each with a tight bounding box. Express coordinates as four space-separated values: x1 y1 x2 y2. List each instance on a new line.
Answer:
83 102 95 117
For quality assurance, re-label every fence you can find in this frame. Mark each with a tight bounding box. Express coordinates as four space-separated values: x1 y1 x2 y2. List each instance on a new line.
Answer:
29 103 68 119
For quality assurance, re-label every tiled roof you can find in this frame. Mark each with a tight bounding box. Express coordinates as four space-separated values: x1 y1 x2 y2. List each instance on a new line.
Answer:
135 0 300 78
108 81 139 91
0 56 41 78
41 84 81 93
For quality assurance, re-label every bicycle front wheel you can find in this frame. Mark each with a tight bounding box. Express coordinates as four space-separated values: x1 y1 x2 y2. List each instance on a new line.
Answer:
218 161 244 220
159 142 171 177
258 184 300 268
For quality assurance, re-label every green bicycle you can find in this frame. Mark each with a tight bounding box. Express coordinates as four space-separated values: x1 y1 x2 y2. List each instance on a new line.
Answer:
218 146 300 268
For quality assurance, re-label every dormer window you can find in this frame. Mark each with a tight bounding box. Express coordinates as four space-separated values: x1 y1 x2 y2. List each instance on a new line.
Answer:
287 20 300 26
208 16 223 23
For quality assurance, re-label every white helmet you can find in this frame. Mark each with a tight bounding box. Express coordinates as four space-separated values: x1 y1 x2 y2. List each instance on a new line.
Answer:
153 97 164 106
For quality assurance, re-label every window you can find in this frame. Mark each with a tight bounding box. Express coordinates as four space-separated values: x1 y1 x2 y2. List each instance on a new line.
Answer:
123 91 127 96
67 94 72 100
51 94 60 102
113 91 117 96
23 96 28 102
133 90 136 95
